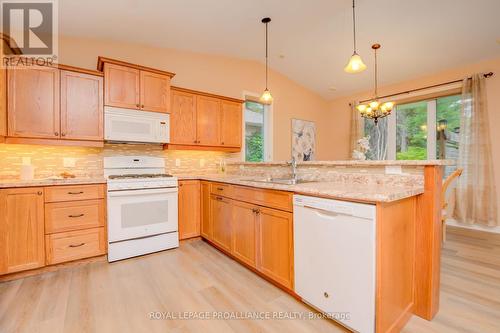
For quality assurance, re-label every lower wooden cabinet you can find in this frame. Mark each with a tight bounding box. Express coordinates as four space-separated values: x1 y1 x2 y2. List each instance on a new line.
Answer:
231 200 257 266
0 187 45 274
46 227 106 265
202 182 294 290
200 181 212 239
210 194 233 252
256 207 294 289
178 180 201 240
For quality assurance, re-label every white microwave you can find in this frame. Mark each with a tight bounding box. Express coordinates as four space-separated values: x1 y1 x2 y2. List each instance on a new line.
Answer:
104 107 170 144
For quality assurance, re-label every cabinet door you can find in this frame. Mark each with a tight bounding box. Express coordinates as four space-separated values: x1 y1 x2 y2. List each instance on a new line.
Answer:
196 95 220 146
140 71 170 113
210 195 232 252
7 66 60 138
200 181 212 240
60 70 103 141
220 100 242 147
0 188 45 274
257 207 294 289
231 200 257 267
104 63 140 109
178 180 201 240
170 90 197 144
0 67 6 137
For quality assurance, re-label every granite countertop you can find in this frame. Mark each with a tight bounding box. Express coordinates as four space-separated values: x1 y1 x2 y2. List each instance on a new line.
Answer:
176 174 424 203
228 159 455 166
0 177 107 189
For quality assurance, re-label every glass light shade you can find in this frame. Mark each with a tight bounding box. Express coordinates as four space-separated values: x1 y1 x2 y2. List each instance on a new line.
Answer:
344 53 367 73
356 104 367 112
383 101 394 109
260 89 273 104
369 100 380 110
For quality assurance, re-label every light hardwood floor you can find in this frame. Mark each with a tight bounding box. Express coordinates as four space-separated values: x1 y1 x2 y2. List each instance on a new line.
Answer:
0 227 499 333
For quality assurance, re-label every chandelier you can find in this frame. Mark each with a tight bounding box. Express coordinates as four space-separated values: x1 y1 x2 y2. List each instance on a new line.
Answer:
356 44 394 124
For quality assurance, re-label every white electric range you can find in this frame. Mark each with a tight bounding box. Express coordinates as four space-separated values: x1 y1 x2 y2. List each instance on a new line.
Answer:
104 156 179 262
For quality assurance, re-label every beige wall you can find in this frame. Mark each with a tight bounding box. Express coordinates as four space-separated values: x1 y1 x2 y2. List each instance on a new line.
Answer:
328 56 500 219
58 36 333 161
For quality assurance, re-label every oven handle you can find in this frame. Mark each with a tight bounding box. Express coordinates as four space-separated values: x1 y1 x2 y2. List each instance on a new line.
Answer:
107 187 178 197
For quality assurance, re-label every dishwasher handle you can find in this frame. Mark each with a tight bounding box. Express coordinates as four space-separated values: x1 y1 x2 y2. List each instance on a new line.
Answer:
302 205 350 218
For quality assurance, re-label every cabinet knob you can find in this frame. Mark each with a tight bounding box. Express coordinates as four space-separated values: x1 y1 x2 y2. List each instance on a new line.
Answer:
37 191 42 195
141 105 145 108
54 132 59 136
61 133 66 137
323 292 329 298
221 141 225 145
136 104 140 108
193 140 197 143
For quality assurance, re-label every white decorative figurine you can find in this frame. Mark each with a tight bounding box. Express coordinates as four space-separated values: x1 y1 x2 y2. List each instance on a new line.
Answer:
352 136 371 160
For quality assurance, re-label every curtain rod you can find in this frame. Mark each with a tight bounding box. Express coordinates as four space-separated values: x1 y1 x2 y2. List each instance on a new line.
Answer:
358 72 494 104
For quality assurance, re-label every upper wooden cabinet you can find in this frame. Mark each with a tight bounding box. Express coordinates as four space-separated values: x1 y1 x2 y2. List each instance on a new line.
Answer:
7 66 60 139
196 95 221 146
171 89 197 144
0 67 6 138
220 100 242 147
103 63 140 109
60 70 104 141
0 187 45 275
167 86 243 152
6 63 104 147
98 57 175 113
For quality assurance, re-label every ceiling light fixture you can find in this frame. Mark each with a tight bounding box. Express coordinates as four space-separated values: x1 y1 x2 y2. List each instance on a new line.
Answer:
356 44 394 124
260 17 273 104
344 0 366 73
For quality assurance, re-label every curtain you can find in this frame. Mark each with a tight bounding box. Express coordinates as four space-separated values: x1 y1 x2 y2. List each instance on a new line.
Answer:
349 102 364 156
454 74 498 226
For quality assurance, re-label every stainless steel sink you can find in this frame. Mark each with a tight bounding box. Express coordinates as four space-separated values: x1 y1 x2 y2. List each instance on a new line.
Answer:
247 177 314 185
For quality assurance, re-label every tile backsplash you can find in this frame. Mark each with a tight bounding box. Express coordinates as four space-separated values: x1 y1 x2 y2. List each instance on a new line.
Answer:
0 143 233 179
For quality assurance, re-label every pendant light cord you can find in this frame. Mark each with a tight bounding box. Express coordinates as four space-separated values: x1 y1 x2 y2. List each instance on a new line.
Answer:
374 47 378 98
265 21 269 90
352 0 357 52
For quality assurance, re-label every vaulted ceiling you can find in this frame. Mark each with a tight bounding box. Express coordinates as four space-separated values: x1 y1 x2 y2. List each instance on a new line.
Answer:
59 0 500 99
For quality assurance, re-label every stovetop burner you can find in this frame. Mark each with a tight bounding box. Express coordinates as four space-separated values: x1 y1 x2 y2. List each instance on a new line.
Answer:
108 173 173 180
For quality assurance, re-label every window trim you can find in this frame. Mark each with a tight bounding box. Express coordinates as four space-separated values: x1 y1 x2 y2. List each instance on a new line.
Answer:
241 91 273 162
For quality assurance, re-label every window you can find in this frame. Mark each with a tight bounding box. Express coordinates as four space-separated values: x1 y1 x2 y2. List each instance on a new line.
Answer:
364 94 462 167
244 100 271 162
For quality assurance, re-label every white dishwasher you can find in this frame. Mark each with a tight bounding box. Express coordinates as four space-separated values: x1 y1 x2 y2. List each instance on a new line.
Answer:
293 195 376 333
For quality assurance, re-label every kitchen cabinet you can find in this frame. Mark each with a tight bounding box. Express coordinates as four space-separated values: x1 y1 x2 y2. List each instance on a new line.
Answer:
7 66 60 139
210 194 233 252
99 57 175 113
0 187 45 274
220 100 242 147
200 181 212 240
231 200 257 266
166 86 243 152
60 70 104 141
256 206 294 289
171 89 197 144
178 180 201 240
6 64 104 147
196 95 221 146
0 67 6 138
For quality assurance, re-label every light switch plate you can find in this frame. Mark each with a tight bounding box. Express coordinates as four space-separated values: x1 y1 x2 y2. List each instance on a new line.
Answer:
63 157 76 168
385 165 402 175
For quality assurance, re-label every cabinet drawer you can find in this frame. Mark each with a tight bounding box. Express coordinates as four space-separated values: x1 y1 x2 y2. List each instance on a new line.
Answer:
44 184 105 202
46 227 106 265
210 182 232 197
232 185 292 212
45 199 105 234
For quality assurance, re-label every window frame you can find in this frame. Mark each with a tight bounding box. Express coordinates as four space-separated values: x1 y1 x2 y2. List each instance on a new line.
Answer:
364 82 462 161
241 91 273 162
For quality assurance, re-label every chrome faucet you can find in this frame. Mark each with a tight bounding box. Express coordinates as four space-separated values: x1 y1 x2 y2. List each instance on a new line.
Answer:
288 157 298 181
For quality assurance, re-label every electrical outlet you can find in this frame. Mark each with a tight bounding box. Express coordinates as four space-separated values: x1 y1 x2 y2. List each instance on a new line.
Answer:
63 157 76 168
385 165 402 175
199 159 205 167
175 158 181 167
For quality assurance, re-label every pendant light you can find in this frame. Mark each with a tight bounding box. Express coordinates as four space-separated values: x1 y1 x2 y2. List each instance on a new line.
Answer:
356 44 395 124
260 17 273 104
344 0 367 73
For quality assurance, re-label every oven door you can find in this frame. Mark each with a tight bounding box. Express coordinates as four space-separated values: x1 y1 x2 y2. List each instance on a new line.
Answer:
107 187 178 243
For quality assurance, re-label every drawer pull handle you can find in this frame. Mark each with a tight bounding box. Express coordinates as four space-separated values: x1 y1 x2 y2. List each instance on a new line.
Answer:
67 191 84 195
216 197 223 201
69 242 85 248
217 187 224 191
68 214 85 218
